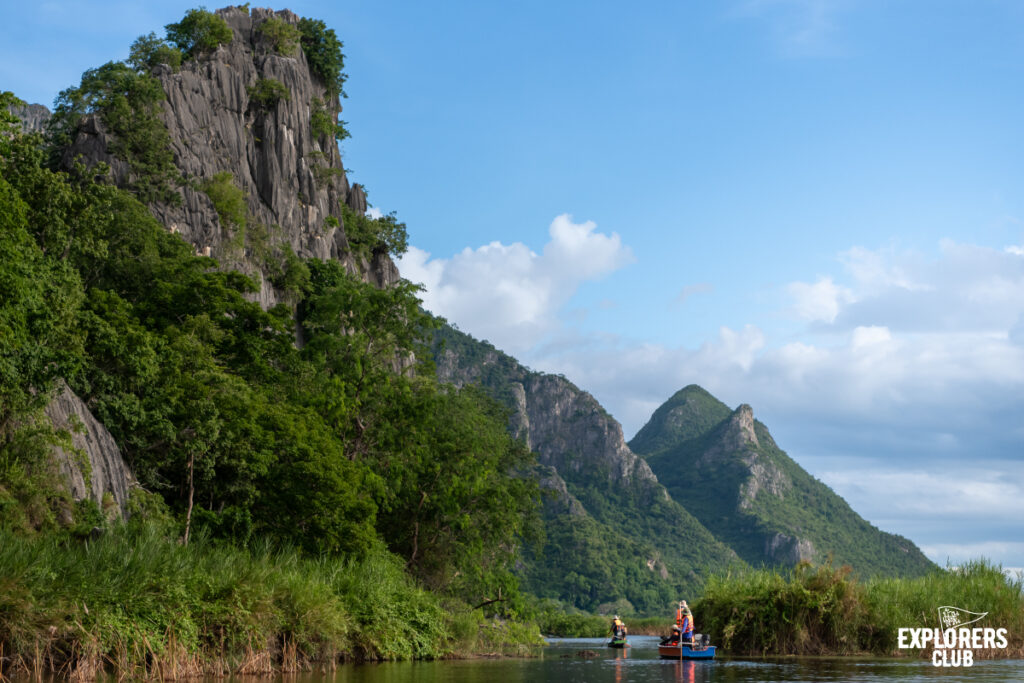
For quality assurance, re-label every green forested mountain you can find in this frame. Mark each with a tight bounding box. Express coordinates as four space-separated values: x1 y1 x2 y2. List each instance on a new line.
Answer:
630 385 935 577
434 326 740 614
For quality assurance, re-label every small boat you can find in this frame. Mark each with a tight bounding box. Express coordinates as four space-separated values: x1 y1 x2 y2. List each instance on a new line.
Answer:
607 637 628 648
657 636 716 659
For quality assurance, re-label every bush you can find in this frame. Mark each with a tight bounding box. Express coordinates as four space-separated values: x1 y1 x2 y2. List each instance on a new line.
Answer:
202 171 246 230
166 8 233 56
298 18 346 97
128 32 183 72
310 97 350 142
340 205 408 258
257 17 301 56
48 62 179 203
248 78 290 108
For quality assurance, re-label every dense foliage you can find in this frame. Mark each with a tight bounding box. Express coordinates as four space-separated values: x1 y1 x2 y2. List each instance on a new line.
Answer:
698 559 1024 657
0 91 538 609
633 385 936 578
298 17 347 98
341 204 409 258
257 16 301 56
0 522 542 679
248 78 291 107
165 8 233 56
48 61 179 203
201 170 246 230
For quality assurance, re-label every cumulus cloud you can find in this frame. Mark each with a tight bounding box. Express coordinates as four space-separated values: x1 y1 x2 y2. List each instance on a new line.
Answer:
787 277 853 322
397 214 633 353
402 227 1024 568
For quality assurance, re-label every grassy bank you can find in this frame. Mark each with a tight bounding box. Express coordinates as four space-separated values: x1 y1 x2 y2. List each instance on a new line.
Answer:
696 560 1024 658
0 524 542 680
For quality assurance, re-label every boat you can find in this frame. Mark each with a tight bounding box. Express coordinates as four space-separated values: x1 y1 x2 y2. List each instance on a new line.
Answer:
607 637 628 648
657 636 716 659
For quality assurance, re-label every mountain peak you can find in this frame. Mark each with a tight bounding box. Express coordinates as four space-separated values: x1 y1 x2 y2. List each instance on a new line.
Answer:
629 384 731 455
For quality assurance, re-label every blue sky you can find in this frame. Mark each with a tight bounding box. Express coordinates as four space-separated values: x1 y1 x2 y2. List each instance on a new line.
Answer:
3 1 1024 572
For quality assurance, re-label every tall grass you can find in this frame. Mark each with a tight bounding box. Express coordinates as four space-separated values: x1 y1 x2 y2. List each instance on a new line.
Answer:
0 523 541 679
696 559 1024 657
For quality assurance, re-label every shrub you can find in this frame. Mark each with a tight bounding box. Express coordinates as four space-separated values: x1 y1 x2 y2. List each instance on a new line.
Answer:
166 8 233 56
248 78 290 108
310 97 350 142
312 165 344 187
128 33 183 73
298 18 346 97
340 205 409 258
257 17 301 56
202 171 246 230
48 62 179 204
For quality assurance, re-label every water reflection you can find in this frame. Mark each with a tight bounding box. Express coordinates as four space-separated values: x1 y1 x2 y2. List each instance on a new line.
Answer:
172 636 1024 683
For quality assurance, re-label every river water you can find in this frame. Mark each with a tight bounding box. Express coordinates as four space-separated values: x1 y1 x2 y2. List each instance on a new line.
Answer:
315 637 1024 683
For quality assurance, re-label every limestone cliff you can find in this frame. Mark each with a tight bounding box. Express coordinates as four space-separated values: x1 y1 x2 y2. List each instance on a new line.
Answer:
433 325 738 612
631 385 935 577
53 6 397 307
43 380 137 519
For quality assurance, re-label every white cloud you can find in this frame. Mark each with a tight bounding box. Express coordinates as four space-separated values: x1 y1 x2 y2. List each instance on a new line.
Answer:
397 214 633 353
787 276 853 322
402 228 1024 570
366 206 383 219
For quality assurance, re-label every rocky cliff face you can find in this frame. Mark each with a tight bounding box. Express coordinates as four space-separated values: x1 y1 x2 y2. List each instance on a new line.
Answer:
7 102 50 133
43 380 137 519
56 7 397 307
436 342 660 499
433 325 739 611
632 385 936 577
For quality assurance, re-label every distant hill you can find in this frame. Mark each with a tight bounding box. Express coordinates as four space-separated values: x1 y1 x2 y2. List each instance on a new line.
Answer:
630 385 935 577
433 326 740 613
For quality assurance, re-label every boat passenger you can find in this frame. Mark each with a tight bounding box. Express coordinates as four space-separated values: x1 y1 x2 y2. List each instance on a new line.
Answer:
611 615 627 639
675 600 694 643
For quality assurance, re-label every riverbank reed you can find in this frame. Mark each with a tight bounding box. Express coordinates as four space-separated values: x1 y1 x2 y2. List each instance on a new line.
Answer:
0 524 541 680
697 559 1024 657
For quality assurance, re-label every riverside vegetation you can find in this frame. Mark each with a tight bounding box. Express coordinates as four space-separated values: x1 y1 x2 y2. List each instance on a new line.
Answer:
0 7 543 676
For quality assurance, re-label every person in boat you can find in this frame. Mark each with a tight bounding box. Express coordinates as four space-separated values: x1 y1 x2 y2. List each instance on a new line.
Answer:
663 600 695 645
610 615 627 640
676 600 694 643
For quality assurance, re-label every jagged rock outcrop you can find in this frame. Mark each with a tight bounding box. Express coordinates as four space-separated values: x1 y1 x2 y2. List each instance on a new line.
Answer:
433 325 739 611
766 532 815 565
536 465 586 516
7 102 50 133
59 7 396 307
43 380 137 518
632 385 936 577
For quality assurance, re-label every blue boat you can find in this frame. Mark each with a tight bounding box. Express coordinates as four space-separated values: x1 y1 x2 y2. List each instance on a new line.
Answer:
658 640 716 659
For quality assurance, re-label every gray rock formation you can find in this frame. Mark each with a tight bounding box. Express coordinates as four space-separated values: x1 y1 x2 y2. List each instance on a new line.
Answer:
43 380 137 518
60 7 397 308
766 532 816 565
7 102 50 133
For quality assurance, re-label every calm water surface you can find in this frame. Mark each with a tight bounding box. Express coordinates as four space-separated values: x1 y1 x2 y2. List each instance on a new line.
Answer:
312 637 1024 683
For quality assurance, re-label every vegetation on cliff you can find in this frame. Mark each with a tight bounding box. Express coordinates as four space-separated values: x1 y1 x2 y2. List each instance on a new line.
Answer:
1 31 540 671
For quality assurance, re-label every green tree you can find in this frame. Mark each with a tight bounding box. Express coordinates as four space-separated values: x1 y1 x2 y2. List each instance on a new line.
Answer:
165 8 233 56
